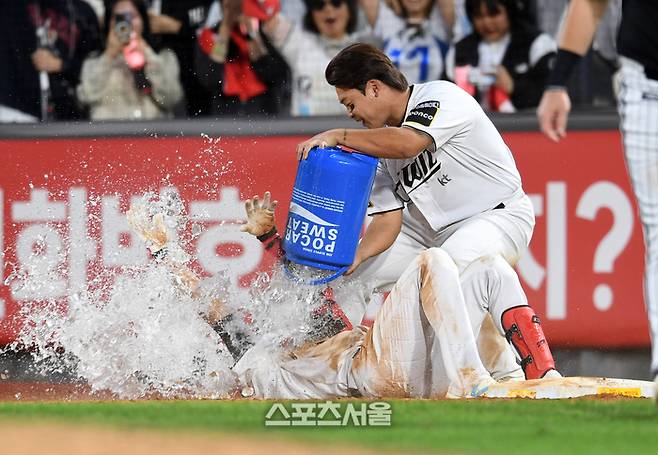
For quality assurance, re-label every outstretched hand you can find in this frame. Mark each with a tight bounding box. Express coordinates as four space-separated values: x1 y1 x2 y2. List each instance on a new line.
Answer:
537 88 571 142
125 209 168 253
241 191 278 236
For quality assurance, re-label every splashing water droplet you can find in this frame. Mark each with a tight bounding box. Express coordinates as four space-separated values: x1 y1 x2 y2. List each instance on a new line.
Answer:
3 190 356 399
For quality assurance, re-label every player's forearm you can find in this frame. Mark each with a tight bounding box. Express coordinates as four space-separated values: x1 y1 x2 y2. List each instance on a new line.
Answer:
354 209 403 263
358 0 380 27
254 226 284 259
546 0 610 90
437 0 455 29
337 127 430 159
558 0 610 55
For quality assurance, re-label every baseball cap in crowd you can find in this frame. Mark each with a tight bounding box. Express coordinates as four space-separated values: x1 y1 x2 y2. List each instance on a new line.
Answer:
242 0 280 20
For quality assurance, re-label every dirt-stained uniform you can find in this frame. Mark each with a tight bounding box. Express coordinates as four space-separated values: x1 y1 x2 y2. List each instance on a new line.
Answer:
234 248 508 399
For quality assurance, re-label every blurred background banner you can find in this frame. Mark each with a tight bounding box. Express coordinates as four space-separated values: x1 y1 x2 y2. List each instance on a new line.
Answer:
0 117 649 348
509 130 648 348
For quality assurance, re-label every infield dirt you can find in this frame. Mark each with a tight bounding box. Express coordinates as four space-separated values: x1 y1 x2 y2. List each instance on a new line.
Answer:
0 382 389 455
1 422 386 455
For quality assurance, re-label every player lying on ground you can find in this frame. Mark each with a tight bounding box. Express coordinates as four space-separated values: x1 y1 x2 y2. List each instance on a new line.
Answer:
127 192 557 399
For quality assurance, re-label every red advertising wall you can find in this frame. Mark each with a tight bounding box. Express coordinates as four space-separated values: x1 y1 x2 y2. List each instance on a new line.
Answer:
0 131 649 347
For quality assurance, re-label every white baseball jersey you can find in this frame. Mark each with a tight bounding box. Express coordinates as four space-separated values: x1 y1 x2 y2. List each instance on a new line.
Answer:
370 3 450 84
368 80 524 232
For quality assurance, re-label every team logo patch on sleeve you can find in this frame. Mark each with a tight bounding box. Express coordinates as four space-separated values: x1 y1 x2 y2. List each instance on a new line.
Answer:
404 101 440 127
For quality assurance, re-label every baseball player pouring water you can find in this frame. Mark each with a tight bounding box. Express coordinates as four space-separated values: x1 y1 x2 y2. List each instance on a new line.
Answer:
297 43 560 380
537 0 658 394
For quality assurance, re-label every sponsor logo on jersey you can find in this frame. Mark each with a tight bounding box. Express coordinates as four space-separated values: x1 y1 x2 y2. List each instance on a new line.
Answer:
395 149 450 196
404 100 440 127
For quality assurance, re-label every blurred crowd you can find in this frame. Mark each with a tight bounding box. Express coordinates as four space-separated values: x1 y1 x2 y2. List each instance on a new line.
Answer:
0 0 621 122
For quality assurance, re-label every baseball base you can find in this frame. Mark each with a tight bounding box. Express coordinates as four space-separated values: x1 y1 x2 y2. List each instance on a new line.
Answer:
481 376 655 399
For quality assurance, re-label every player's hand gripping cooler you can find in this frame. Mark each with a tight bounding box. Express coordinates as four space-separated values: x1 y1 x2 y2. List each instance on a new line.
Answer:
282 146 378 285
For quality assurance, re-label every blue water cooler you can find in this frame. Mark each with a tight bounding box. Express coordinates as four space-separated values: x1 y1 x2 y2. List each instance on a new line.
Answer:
283 146 378 284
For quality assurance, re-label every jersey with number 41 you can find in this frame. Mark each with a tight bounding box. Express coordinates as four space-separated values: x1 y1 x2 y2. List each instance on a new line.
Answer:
368 81 525 232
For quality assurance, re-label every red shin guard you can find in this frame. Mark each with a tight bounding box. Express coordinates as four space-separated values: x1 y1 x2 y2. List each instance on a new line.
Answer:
501 306 556 379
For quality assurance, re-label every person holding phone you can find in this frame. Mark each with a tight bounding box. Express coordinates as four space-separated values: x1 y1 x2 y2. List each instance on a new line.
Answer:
77 0 183 120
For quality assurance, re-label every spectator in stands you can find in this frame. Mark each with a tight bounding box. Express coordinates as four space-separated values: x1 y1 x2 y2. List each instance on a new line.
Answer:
0 0 101 122
446 0 556 112
194 0 289 117
263 0 368 116
148 0 214 117
77 0 183 120
359 0 454 84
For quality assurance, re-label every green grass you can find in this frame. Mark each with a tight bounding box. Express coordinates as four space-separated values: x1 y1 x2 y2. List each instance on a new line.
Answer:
1 399 657 454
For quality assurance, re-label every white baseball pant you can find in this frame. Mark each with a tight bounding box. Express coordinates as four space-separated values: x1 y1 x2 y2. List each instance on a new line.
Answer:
616 56 658 375
351 248 534 398
236 248 500 399
349 192 535 379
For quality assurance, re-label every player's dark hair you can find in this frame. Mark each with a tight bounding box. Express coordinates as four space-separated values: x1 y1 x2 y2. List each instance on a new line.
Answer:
325 43 408 93
303 0 358 35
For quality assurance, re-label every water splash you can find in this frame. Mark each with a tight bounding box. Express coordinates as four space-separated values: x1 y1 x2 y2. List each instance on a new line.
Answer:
246 266 333 349
2 188 336 399
8 263 236 399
